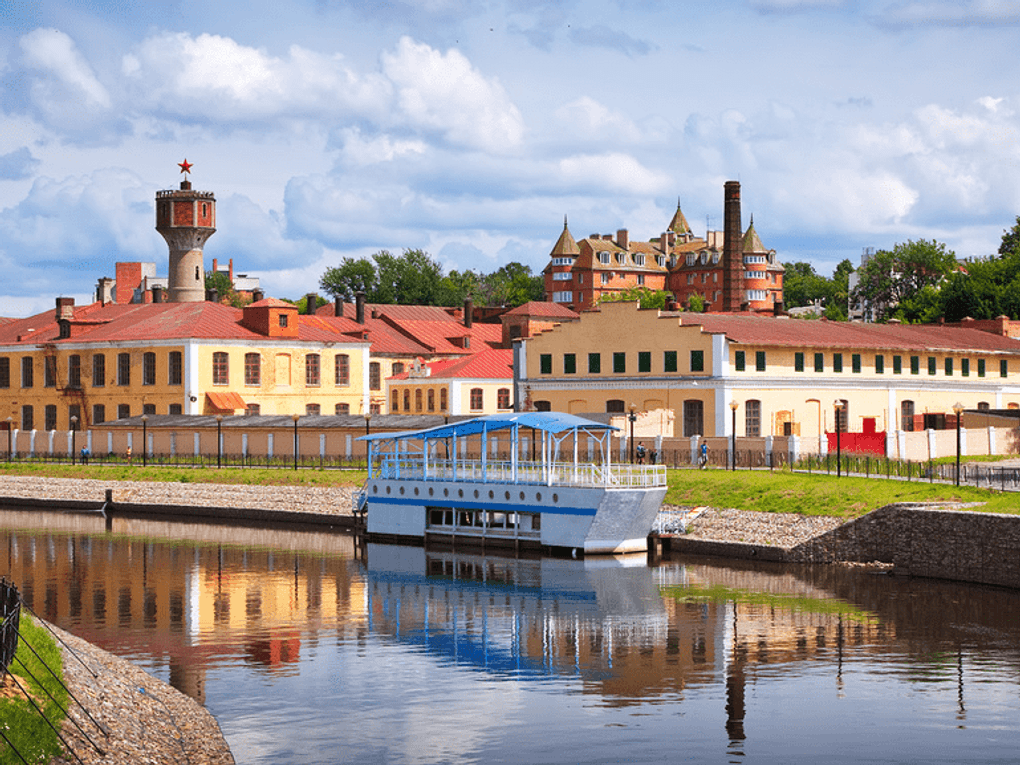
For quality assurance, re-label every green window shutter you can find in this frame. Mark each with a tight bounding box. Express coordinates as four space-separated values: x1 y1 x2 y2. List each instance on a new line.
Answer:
664 351 677 373
690 350 704 372
893 355 902 374
795 352 804 372
756 351 766 372
540 354 552 374
588 353 601 374
814 353 824 372
978 359 985 377
928 357 936 376
638 352 651 373
852 354 861 373
961 358 969 377
945 358 953 376
613 352 626 373
563 353 576 374
1001 359 1009 378
875 355 884 374
910 356 920 375
833 354 843 373
735 351 745 372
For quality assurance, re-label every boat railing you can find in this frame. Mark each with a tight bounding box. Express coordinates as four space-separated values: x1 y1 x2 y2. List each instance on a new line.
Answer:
375 457 666 488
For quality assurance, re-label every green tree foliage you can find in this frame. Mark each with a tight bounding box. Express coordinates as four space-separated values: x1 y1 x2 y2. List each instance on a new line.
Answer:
203 270 249 308
599 287 671 310
850 241 955 322
783 261 833 310
478 262 544 307
319 257 379 301
685 293 706 312
999 215 1020 257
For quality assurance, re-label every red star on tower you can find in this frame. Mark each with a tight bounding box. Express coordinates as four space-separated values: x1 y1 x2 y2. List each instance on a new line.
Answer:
178 159 193 175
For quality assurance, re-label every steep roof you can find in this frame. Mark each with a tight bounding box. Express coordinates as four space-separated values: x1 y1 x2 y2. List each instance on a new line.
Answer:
668 199 693 235
549 217 580 257
742 217 769 254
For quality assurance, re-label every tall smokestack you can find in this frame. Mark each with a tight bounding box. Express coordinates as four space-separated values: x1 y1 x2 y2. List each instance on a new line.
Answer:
356 291 366 324
722 181 743 313
305 293 318 315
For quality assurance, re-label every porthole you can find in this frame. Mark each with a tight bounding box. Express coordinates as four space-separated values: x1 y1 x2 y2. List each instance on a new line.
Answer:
489 490 494 499
399 486 405 495
535 492 542 502
444 488 449 497
386 486 391 495
429 487 434 497
519 491 525 501
505 491 511 500
414 487 420 496
474 490 479 499
372 485 378 494
553 493 558 503
458 489 464 498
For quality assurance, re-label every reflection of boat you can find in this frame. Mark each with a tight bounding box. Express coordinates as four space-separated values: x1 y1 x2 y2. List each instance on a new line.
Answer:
358 413 667 554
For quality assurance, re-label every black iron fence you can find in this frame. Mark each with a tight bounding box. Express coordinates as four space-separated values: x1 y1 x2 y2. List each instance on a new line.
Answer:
1 576 20 681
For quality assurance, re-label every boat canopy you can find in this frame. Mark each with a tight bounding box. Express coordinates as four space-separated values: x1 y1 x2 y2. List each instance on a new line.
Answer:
357 412 617 444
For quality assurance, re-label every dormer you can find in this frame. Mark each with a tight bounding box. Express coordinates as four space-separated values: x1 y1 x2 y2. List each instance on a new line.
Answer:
242 298 299 338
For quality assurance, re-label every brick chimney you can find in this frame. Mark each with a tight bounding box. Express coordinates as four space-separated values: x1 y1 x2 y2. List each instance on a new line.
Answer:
616 229 629 250
55 297 75 321
305 292 318 315
464 297 473 328
356 291 366 324
252 288 264 302
722 181 744 313
334 296 344 317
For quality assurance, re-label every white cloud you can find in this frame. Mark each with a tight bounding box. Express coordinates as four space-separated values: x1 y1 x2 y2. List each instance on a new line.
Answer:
20 28 111 109
557 153 671 195
381 37 524 152
553 97 644 144
333 128 428 167
876 0 1020 27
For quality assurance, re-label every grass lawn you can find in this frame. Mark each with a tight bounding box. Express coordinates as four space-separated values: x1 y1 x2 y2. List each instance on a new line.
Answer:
0 615 67 765
0 462 368 488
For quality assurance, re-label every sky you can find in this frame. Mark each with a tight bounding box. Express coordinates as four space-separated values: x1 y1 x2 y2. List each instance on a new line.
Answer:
1 0 1020 317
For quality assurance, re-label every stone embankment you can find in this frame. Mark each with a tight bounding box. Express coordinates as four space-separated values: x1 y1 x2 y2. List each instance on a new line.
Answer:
49 624 233 765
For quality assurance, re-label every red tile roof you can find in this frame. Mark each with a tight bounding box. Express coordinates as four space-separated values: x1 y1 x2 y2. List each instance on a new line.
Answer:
504 301 579 319
390 348 513 381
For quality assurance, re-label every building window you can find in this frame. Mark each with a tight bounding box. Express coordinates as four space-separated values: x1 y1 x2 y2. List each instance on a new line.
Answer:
169 404 182 415
279 314 288 328
118 404 130 420
498 388 511 409
613 352 626 373
247 403 261 416
335 354 350 386
735 351 746 372
893 355 902 374
540 354 552 374
638 352 651 373
143 404 156 415
21 357 33 388
606 400 625 413
833 354 843 373
402 389 410 411
0 358 8 388
978 359 986 377
117 353 131 386
756 351 766 372
306 404 320 415
835 400 849 432
795 352 804 372
1001 359 1009 378
335 403 349 414
563 353 576 374
427 389 435 411
21 405 33 431
683 400 704 437
928 357 937 376
588 353 601 374
168 351 182 385
901 400 914 431
945 358 953 376
875 355 884 374
961 358 970 377
212 352 229 385
392 362 405 376
44 405 56 432
138 352 155 386
44 356 55 388
92 404 105 424
534 400 551 412
415 389 423 412
601 273 609 285
745 400 761 437
690 350 704 373
552 291 573 303
470 388 483 411
977 401 990 411
306 354 321 386
852 354 861 374
92 354 106 387
814 353 823 373
68 405 81 430
664 351 677 373
440 388 448 411
637 274 645 286
391 390 400 411
910 356 920 375
370 362 381 391
245 353 261 386
65 355 81 388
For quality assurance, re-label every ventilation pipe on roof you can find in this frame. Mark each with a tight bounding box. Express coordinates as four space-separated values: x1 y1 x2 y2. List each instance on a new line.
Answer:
55 296 75 321
305 292 318 315
206 289 219 303
252 288 264 302
152 285 164 304
335 296 344 318
464 297 473 328
356 291 366 324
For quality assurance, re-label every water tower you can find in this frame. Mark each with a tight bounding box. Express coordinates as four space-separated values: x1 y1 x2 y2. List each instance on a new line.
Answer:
155 160 216 303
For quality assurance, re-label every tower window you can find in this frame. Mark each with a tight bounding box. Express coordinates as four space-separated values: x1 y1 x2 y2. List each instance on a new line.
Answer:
195 266 200 280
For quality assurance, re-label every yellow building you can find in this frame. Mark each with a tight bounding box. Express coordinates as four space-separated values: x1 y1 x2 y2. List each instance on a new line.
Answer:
516 301 1020 446
387 348 513 416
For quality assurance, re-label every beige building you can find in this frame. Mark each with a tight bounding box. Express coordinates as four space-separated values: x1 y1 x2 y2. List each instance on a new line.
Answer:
387 348 513 416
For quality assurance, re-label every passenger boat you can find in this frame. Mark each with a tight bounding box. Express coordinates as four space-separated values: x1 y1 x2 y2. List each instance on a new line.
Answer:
356 412 667 555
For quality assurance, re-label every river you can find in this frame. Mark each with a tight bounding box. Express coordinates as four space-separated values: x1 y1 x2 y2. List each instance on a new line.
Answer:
3 507 1020 764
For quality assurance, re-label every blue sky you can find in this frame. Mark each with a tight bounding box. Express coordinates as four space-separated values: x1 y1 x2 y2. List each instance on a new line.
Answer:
1 0 1019 315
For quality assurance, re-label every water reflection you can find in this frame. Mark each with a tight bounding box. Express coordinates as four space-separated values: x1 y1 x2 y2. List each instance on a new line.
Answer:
3 508 1020 765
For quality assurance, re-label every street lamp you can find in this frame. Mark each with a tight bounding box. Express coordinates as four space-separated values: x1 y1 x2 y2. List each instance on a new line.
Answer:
215 414 223 469
834 400 843 478
141 415 149 467
292 413 300 471
70 415 78 465
730 400 738 471
6 416 11 463
953 402 965 486
363 410 372 467
628 404 637 464
364 410 372 436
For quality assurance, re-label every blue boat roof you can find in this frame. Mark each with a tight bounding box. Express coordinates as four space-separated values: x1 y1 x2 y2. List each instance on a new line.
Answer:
358 411 617 442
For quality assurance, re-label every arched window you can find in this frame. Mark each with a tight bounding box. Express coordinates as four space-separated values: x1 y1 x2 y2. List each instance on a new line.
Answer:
335 403 350 414
497 388 511 410
901 400 915 431
427 389 435 411
534 400 551 412
470 388 483 411
392 362 405 376
977 401 990 411
745 399 761 437
683 400 704 437
440 388 448 411
245 353 261 386
391 390 400 411
606 400 625 413
305 354 321 386
415 389 423 412
403 389 410 411
212 352 228 385
335 354 350 386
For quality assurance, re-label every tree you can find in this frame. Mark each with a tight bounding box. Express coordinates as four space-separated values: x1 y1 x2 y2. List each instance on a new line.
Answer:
478 262 544 307
599 287 671 310
783 261 833 310
203 270 249 308
436 269 482 307
850 241 955 322
999 215 1020 257
319 257 378 302
320 249 444 305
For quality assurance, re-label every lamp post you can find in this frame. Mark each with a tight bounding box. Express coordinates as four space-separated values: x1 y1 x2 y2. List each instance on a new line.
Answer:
364 410 372 467
141 415 149 468
70 415 78 465
834 400 843 478
215 414 223 469
6 416 11 463
730 400 738 471
628 404 637 464
292 413 300 471
953 402 965 486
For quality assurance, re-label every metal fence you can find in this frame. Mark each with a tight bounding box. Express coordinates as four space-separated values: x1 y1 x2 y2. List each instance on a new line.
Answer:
1 577 20 681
